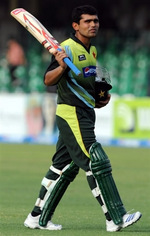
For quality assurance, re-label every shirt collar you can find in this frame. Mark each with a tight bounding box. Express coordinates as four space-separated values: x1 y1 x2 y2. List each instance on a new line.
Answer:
70 33 91 53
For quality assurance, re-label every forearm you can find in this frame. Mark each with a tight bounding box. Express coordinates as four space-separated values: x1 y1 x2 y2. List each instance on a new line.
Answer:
44 66 66 86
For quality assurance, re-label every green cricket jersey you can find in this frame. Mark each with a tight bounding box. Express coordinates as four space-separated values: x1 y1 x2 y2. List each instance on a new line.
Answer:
45 33 97 108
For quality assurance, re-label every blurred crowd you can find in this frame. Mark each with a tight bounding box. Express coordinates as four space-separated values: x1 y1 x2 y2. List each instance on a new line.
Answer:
0 29 150 97
0 0 150 96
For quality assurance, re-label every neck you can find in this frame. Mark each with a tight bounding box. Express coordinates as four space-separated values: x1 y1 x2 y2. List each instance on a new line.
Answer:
75 32 91 49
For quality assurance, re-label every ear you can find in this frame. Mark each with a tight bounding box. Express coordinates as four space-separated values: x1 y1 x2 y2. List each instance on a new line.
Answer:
72 22 79 31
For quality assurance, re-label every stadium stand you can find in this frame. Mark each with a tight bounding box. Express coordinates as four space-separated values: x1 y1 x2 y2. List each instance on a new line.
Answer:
0 34 150 96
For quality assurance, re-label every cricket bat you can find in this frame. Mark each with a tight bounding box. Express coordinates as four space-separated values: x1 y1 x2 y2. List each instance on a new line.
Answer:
10 8 81 76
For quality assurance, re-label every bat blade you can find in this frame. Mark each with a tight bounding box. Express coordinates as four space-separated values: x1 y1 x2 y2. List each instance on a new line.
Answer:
10 8 81 76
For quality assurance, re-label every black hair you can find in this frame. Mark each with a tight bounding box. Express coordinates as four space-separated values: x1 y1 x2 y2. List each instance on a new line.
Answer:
72 5 98 24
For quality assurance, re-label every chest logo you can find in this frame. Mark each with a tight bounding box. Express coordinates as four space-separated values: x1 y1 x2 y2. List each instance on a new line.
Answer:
83 66 96 77
78 54 86 61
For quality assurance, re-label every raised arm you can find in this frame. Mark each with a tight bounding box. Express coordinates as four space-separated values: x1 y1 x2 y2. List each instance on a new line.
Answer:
44 50 68 86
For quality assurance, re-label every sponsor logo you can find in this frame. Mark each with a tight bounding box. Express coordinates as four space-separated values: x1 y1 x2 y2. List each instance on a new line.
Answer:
83 66 96 77
78 54 86 61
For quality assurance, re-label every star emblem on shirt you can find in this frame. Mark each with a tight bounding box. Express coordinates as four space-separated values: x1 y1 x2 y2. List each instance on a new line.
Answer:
92 52 96 59
99 90 105 97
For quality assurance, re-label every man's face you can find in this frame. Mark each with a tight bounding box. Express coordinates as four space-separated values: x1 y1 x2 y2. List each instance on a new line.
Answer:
75 14 99 39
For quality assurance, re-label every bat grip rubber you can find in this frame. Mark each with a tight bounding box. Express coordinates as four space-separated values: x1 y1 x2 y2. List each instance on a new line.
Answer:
63 57 81 76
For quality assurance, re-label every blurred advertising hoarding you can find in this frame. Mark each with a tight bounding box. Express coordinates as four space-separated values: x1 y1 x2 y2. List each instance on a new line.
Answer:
0 94 26 139
114 98 150 138
0 93 150 146
95 96 150 147
0 93 58 144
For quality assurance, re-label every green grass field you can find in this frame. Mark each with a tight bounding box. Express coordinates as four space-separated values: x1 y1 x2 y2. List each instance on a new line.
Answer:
0 143 150 236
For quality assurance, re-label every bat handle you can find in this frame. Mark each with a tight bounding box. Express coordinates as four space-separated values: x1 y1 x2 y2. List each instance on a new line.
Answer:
63 57 81 76
57 48 81 76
